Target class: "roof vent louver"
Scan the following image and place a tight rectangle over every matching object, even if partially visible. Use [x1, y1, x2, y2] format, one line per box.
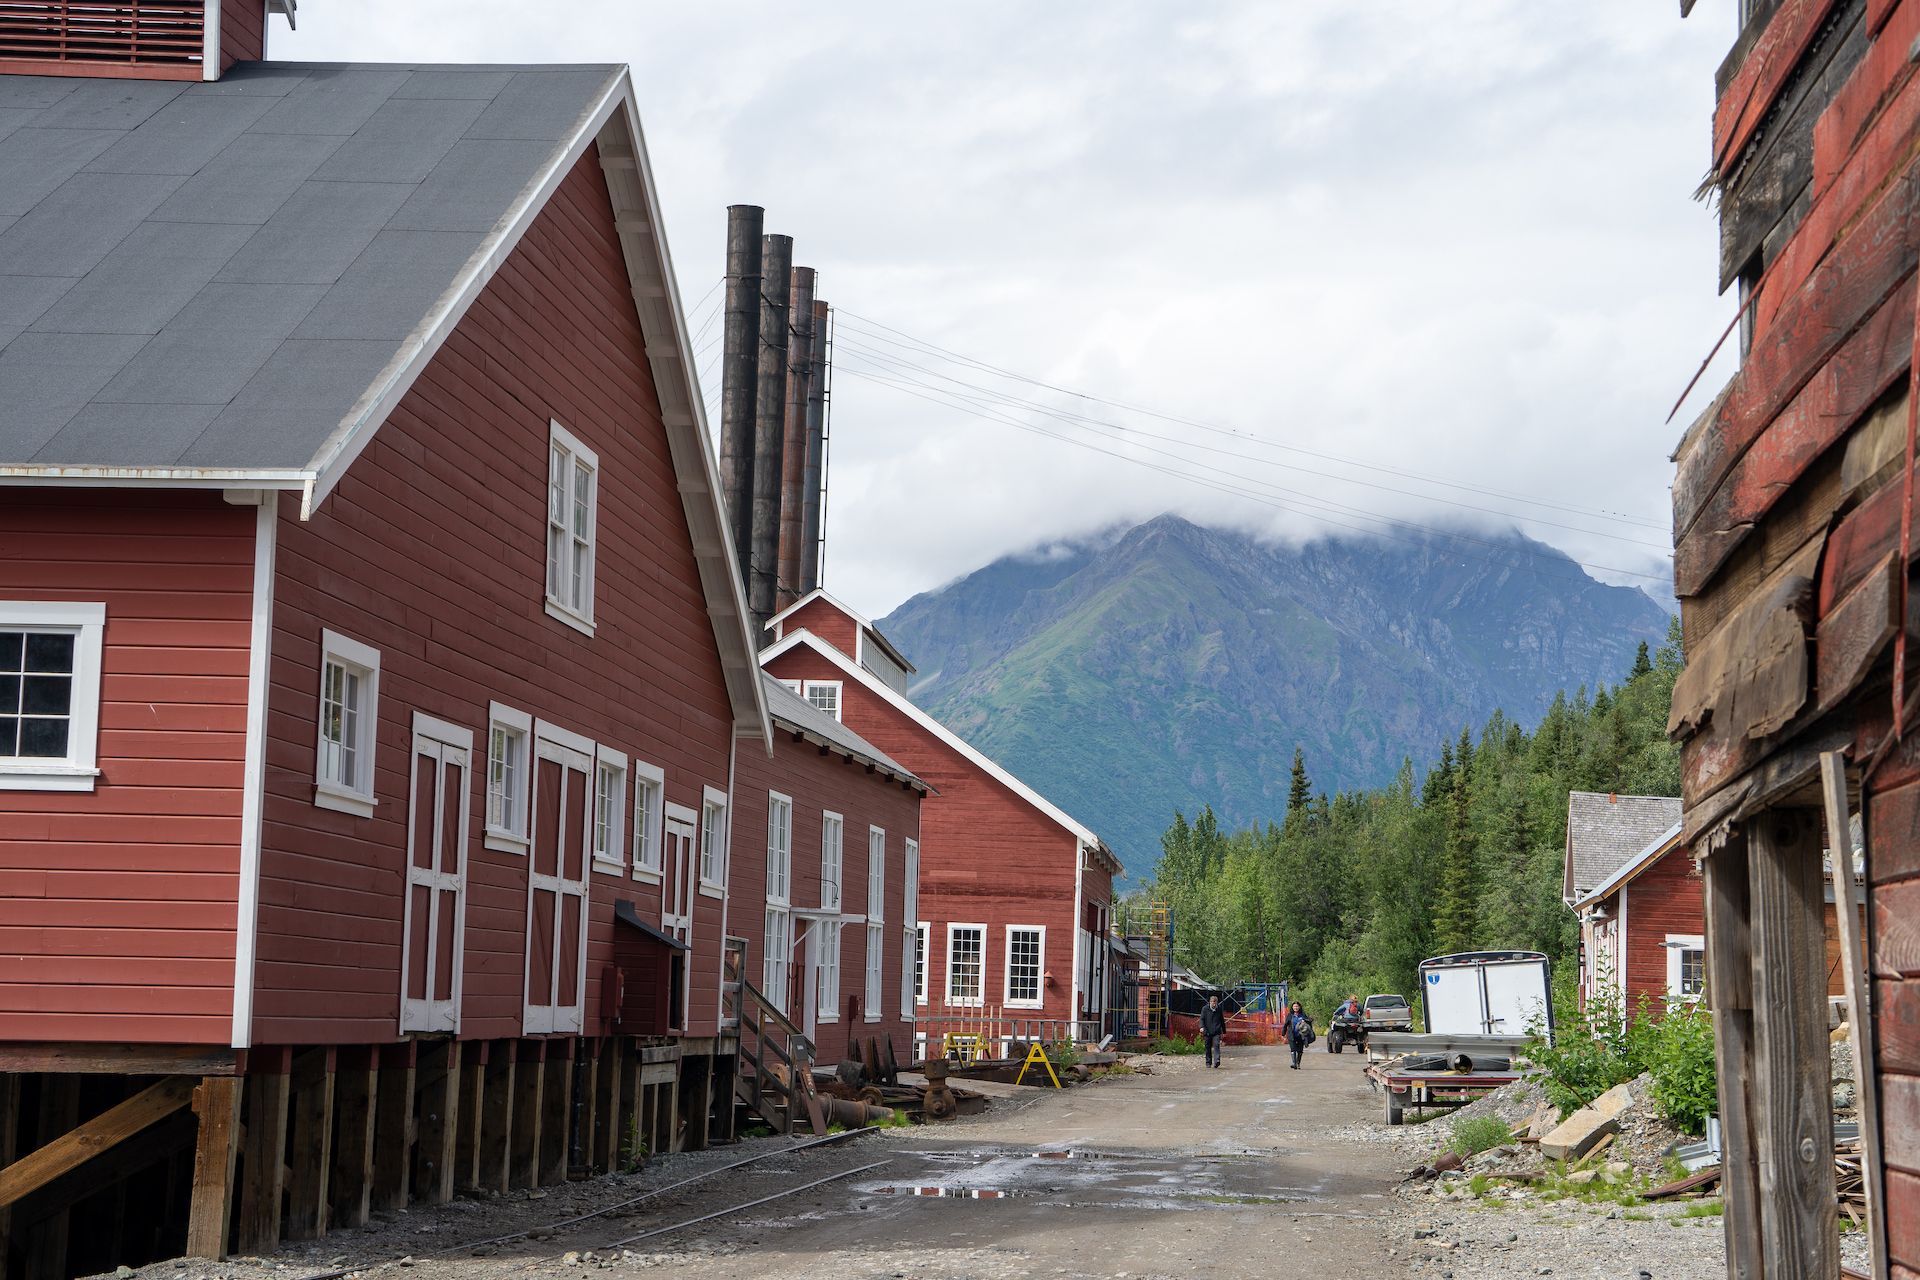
[0, 1, 207, 78]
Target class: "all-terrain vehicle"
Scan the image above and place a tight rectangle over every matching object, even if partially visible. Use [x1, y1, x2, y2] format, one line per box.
[1327, 1006, 1366, 1053]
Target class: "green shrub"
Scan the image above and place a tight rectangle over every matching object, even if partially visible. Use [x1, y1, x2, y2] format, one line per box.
[1446, 1115, 1512, 1158]
[1643, 1003, 1717, 1136]
[1149, 1034, 1205, 1056]
[1525, 969, 1650, 1117]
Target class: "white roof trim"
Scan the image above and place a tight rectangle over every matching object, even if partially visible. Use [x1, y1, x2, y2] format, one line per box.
[764, 587, 873, 635]
[762, 629, 1102, 848]
[1572, 822, 1684, 910]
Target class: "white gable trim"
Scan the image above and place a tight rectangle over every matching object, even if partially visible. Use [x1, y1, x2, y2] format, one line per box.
[763, 629, 1101, 848]
[1571, 822, 1684, 911]
[765, 588, 873, 638]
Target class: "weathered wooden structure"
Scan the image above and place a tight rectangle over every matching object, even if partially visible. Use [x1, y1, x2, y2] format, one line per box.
[1671, 0, 1920, 1273]
[0, 10, 922, 1274]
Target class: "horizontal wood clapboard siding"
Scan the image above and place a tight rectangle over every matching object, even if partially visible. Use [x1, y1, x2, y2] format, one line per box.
[0, 489, 251, 1044]
[252, 145, 736, 1046]
[765, 645, 1098, 1026]
[733, 723, 920, 1065]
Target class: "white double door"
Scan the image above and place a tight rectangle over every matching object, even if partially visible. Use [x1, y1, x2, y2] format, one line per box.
[660, 805, 696, 1031]
[400, 715, 472, 1033]
[524, 733, 592, 1035]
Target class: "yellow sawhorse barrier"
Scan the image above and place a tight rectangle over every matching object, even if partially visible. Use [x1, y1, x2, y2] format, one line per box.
[1014, 1040, 1062, 1088]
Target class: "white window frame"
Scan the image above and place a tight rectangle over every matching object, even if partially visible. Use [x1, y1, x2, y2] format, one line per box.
[1666, 933, 1706, 1002]
[591, 746, 627, 872]
[946, 922, 985, 1008]
[820, 811, 843, 911]
[0, 602, 105, 792]
[766, 791, 793, 906]
[802, 679, 842, 721]
[482, 701, 532, 853]
[1005, 924, 1046, 1009]
[631, 759, 664, 880]
[313, 628, 380, 817]
[867, 825, 885, 923]
[902, 839, 921, 1018]
[817, 919, 841, 1024]
[864, 921, 885, 1021]
[913, 921, 930, 1006]
[544, 420, 598, 636]
[763, 905, 791, 1016]
[698, 785, 728, 896]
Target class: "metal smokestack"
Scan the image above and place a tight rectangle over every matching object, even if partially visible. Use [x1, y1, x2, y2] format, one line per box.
[776, 266, 816, 609]
[718, 205, 762, 569]
[799, 298, 829, 596]
[748, 233, 794, 639]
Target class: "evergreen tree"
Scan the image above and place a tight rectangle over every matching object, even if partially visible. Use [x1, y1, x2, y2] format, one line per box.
[1287, 747, 1312, 818]
[1630, 640, 1652, 680]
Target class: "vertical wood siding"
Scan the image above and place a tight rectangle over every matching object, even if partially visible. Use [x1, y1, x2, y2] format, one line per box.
[765, 646, 1087, 1026]
[252, 145, 737, 1047]
[732, 723, 921, 1065]
[1874, 778, 1920, 1271]
[0, 489, 251, 1044]
[219, 0, 265, 69]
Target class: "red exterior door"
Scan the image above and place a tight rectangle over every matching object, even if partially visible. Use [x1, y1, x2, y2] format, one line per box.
[525, 729, 591, 1034]
[401, 715, 471, 1033]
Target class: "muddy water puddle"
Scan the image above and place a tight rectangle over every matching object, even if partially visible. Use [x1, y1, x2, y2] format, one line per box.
[853, 1146, 1324, 1212]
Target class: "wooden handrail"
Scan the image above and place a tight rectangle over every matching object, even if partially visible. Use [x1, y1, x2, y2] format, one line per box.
[738, 976, 807, 1045]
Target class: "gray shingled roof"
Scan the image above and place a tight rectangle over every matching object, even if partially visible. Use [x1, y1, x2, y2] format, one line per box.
[0, 62, 619, 470]
[1564, 791, 1683, 902]
[762, 675, 928, 793]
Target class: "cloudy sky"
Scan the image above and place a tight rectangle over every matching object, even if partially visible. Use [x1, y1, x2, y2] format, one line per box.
[282, 2, 1740, 616]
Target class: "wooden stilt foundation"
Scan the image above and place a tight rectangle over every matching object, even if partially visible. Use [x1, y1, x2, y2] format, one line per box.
[328, 1048, 377, 1231]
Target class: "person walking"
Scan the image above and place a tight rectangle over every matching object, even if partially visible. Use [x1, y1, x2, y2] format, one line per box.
[1199, 994, 1228, 1069]
[1285, 1000, 1314, 1069]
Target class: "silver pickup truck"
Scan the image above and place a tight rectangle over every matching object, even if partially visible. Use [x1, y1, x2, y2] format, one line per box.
[1362, 993, 1413, 1031]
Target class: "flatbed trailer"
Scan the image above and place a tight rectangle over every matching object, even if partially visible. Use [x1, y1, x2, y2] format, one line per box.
[1362, 1033, 1531, 1126]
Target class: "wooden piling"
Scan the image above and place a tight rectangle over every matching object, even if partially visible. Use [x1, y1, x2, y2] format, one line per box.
[328, 1047, 378, 1230]
[186, 1076, 241, 1260]
[411, 1041, 459, 1205]
[510, 1041, 544, 1190]
[371, 1042, 416, 1214]
[478, 1043, 515, 1194]
[538, 1044, 571, 1185]
[283, 1048, 335, 1241]
[235, 1053, 291, 1254]
[455, 1041, 486, 1193]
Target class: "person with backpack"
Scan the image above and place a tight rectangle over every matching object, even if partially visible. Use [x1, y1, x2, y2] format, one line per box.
[1198, 993, 1228, 1068]
[1285, 1000, 1314, 1069]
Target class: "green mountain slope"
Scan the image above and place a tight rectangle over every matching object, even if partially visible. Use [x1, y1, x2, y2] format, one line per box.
[877, 515, 1672, 878]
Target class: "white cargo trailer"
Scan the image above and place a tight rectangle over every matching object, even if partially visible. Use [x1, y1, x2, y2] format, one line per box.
[1419, 950, 1553, 1040]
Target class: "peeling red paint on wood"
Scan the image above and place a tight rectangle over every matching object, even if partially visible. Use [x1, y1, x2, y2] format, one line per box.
[1871, 782, 1920, 885]
[1715, 0, 1844, 174]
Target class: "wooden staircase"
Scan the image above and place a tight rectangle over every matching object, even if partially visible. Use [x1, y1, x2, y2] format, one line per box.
[728, 978, 828, 1135]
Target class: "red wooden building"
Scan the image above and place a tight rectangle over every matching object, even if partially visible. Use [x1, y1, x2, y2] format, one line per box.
[761, 590, 1122, 1054]
[0, 7, 914, 1271]
[730, 677, 926, 1072]
[1670, 0, 1920, 1271]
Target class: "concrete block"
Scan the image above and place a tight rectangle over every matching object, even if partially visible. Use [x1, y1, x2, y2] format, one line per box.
[1539, 1109, 1620, 1162]
[1588, 1081, 1637, 1119]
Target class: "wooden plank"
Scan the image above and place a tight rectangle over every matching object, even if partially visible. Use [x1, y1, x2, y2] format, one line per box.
[21, 1077, 76, 1280]
[577, 1042, 601, 1175]
[1882, 978, 1920, 1069]
[455, 1041, 485, 1193]
[0, 1074, 15, 1280]
[592, 1038, 622, 1173]
[411, 1041, 459, 1206]
[1890, 1169, 1920, 1269]
[371, 1044, 414, 1214]
[1677, 274, 1916, 598]
[283, 1048, 335, 1242]
[1818, 552, 1905, 713]
[235, 1063, 291, 1254]
[186, 1076, 240, 1260]
[0, 1046, 242, 1076]
[477, 1045, 514, 1194]
[538, 1049, 571, 1185]
[1705, 835, 1764, 1279]
[1714, 0, 1844, 174]
[0, 1076, 193, 1209]
[327, 1049, 376, 1230]
[1824, 755, 1891, 1280]
[1748, 809, 1840, 1274]
[622, 1042, 644, 1169]
[509, 1041, 543, 1191]
[1885, 1073, 1920, 1174]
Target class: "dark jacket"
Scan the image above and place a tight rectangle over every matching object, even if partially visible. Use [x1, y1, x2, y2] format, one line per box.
[1286, 1012, 1314, 1046]
[1199, 1003, 1227, 1038]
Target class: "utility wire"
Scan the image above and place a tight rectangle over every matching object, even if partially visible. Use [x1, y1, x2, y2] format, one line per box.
[831, 309, 1668, 533]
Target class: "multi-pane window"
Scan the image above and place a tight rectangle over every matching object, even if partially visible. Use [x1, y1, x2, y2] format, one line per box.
[1006, 926, 1044, 1007]
[914, 922, 929, 1005]
[817, 921, 840, 1022]
[593, 750, 626, 867]
[865, 922, 884, 1020]
[1679, 948, 1705, 997]
[820, 812, 843, 910]
[867, 826, 885, 923]
[545, 422, 598, 630]
[0, 603, 104, 792]
[314, 630, 379, 816]
[484, 704, 531, 849]
[766, 792, 792, 905]
[1665, 934, 1707, 1003]
[699, 790, 728, 888]
[632, 763, 664, 875]
[763, 906, 791, 1014]
[803, 680, 840, 720]
[947, 925, 984, 1007]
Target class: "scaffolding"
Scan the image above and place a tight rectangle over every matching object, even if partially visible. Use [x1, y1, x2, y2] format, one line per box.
[1145, 901, 1172, 1037]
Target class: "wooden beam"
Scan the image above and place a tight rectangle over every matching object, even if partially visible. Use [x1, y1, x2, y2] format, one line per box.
[509, 1041, 543, 1191]
[1705, 833, 1764, 1279]
[592, 1039, 622, 1174]
[185, 1076, 241, 1259]
[1748, 809, 1839, 1274]
[0, 1073, 18, 1280]
[477, 1045, 514, 1194]
[411, 1041, 459, 1206]
[21, 1077, 76, 1280]
[455, 1041, 485, 1194]
[538, 1049, 571, 1185]
[1823, 754, 1891, 1280]
[327, 1048, 376, 1231]
[283, 1048, 335, 1242]
[577, 1042, 601, 1176]
[0, 1046, 241, 1077]
[0, 1076, 194, 1210]
[235, 1062, 291, 1254]
[371, 1043, 415, 1214]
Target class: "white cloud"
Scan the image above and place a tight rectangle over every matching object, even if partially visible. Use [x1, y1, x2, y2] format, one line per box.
[281, 0, 1739, 614]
